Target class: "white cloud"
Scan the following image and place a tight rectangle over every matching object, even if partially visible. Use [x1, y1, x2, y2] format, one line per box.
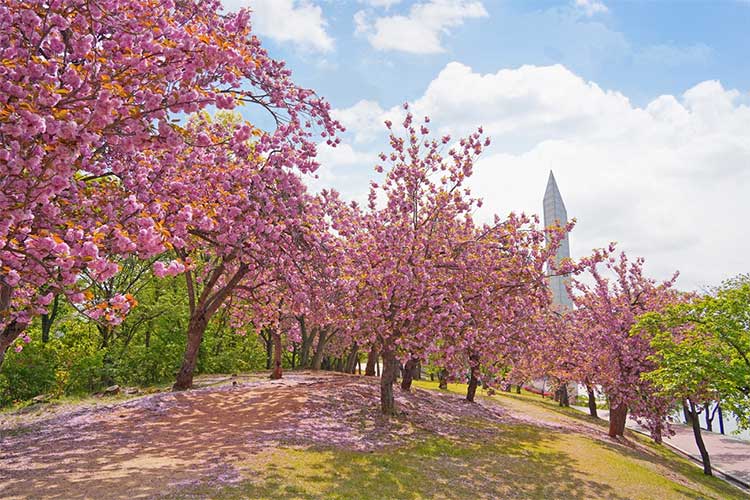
[574, 0, 608, 17]
[354, 0, 488, 54]
[322, 63, 750, 290]
[359, 0, 402, 8]
[223, 0, 334, 52]
[332, 100, 387, 143]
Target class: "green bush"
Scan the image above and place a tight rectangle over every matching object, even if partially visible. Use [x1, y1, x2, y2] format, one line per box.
[113, 339, 185, 386]
[0, 341, 58, 406]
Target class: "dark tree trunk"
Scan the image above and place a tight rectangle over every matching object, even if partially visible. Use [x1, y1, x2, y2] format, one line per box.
[270, 330, 283, 379]
[705, 402, 713, 432]
[683, 402, 692, 425]
[466, 354, 480, 402]
[515, 384, 521, 394]
[690, 401, 712, 475]
[173, 313, 209, 390]
[608, 403, 627, 438]
[0, 321, 26, 368]
[718, 405, 725, 434]
[262, 329, 273, 370]
[438, 368, 448, 390]
[587, 386, 598, 418]
[173, 262, 248, 391]
[40, 294, 60, 343]
[0, 283, 26, 368]
[401, 357, 418, 391]
[557, 383, 570, 407]
[365, 347, 378, 376]
[652, 424, 663, 445]
[311, 328, 329, 370]
[298, 316, 313, 369]
[345, 344, 359, 374]
[380, 349, 399, 414]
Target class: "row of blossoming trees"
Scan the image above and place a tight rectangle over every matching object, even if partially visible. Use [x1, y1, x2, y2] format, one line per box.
[0, 0, 577, 404]
[2, 0, 747, 475]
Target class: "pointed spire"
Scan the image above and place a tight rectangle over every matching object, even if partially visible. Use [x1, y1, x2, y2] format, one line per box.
[542, 170, 573, 309]
[543, 170, 567, 228]
[544, 170, 559, 200]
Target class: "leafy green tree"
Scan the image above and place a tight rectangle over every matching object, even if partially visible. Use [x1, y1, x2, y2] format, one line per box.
[636, 277, 750, 475]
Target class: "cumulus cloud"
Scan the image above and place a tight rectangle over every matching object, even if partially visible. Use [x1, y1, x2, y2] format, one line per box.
[321, 62, 750, 290]
[359, 0, 403, 8]
[354, 0, 488, 54]
[223, 0, 334, 52]
[574, 0, 608, 17]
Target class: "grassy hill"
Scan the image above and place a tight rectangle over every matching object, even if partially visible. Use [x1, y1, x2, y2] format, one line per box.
[1, 373, 745, 500]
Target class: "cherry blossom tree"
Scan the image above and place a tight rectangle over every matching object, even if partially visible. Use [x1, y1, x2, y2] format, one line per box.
[1, 0, 341, 372]
[343, 108, 492, 413]
[570, 252, 679, 439]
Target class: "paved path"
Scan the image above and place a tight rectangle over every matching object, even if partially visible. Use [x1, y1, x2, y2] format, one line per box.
[572, 406, 750, 487]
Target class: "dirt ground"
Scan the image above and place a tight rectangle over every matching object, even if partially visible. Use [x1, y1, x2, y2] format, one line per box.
[0, 372, 514, 500]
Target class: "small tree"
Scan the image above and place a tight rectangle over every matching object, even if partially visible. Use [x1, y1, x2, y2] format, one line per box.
[571, 253, 679, 440]
[637, 277, 750, 475]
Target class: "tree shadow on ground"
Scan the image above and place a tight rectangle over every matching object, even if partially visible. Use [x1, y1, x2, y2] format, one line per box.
[176, 424, 630, 500]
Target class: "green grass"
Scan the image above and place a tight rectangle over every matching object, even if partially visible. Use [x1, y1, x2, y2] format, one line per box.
[171, 379, 746, 500]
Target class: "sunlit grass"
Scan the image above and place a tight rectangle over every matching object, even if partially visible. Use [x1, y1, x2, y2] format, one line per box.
[170, 376, 746, 500]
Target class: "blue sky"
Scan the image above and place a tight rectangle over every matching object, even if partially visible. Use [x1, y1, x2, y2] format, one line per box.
[224, 0, 750, 291]
[234, 1, 750, 108]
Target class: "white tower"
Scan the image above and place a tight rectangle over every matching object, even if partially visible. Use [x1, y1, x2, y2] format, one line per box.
[543, 171, 573, 309]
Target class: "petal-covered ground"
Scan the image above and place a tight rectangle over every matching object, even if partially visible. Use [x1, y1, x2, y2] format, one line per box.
[0, 373, 745, 500]
[0, 372, 513, 499]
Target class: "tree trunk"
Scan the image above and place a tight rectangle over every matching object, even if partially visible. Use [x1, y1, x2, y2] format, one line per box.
[40, 294, 60, 343]
[558, 383, 570, 407]
[690, 401, 712, 475]
[718, 405, 725, 434]
[261, 329, 273, 370]
[401, 357, 418, 391]
[608, 403, 627, 438]
[365, 347, 378, 376]
[438, 368, 448, 390]
[311, 328, 329, 370]
[0, 322, 26, 368]
[173, 262, 247, 389]
[683, 402, 692, 425]
[270, 330, 283, 379]
[466, 354, 480, 402]
[345, 344, 359, 374]
[298, 317, 313, 369]
[380, 349, 399, 414]
[705, 402, 713, 432]
[587, 386, 598, 418]
[515, 384, 521, 394]
[0, 282, 26, 368]
[173, 313, 209, 390]
[653, 425, 663, 445]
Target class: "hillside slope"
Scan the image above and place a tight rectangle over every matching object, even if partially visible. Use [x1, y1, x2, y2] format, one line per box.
[0, 372, 745, 499]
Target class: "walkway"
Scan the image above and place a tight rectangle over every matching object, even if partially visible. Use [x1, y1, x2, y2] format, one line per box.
[572, 406, 750, 488]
